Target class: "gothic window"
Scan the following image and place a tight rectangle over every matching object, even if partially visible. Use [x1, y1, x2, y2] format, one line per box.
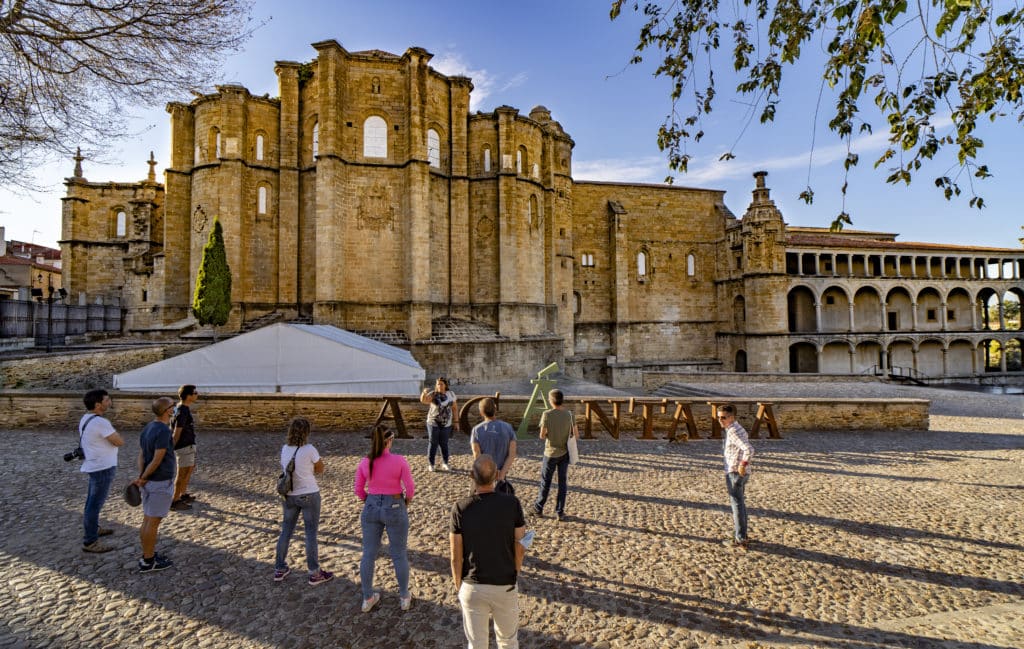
[115, 210, 127, 237]
[516, 146, 528, 174]
[312, 121, 319, 158]
[427, 129, 440, 168]
[257, 186, 268, 214]
[686, 253, 696, 277]
[255, 133, 265, 161]
[637, 250, 648, 280]
[483, 146, 491, 172]
[364, 116, 387, 158]
[581, 253, 595, 268]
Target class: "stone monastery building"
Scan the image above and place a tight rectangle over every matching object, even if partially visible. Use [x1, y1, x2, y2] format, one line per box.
[60, 41, 1024, 386]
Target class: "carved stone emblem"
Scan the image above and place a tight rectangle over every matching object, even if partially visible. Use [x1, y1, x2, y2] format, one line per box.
[193, 206, 208, 233]
[357, 184, 394, 231]
[476, 215, 494, 239]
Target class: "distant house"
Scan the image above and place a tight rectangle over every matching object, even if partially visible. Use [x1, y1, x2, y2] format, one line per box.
[0, 228, 62, 300]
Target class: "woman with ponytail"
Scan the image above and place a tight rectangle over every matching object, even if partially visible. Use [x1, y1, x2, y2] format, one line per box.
[354, 425, 415, 612]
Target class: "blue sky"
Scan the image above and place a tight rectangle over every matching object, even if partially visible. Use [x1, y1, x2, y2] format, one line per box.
[3, 0, 1022, 250]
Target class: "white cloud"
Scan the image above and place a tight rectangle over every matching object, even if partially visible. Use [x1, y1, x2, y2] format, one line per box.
[431, 50, 527, 112]
[573, 156, 667, 183]
[500, 72, 528, 92]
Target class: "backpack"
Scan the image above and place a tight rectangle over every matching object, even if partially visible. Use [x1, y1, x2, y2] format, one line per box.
[276, 446, 299, 497]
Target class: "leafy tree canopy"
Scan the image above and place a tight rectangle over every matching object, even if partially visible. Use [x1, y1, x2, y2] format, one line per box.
[0, 0, 260, 190]
[611, 0, 1024, 228]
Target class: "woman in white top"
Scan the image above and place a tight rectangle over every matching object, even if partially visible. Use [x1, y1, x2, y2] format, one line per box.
[273, 417, 334, 586]
[419, 376, 458, 471]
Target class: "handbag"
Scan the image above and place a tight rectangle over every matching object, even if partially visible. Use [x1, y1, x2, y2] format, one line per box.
[567, 434, 579, 465]
[276, 446, 299, 497]
[496, 479, 515, 496]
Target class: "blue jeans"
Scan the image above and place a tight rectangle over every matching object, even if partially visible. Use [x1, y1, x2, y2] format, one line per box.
[726, 472, 749, 542]
[275, 492, 321, 574]
[83, 466, 116, 545]
[534, 453, 570, 515]
[426, 423, 451, 466]
[360, 494, 410, 600]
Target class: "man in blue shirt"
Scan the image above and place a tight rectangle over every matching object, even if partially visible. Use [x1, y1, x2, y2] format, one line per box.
[131, 397, 177, 572]
[470, 398, 517, 485]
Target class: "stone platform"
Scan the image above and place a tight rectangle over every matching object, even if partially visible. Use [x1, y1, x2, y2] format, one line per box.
[0, 388, 1021, 648]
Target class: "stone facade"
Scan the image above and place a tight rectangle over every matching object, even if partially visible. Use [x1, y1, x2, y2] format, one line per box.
[60, 41, 1024, 385]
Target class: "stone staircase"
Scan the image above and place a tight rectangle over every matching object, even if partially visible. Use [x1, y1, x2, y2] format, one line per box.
[650, 382, 726, 398]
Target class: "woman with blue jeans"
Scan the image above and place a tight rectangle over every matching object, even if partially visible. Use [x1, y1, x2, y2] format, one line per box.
[354, 426, 416, 612]
[274, 417, 333, 585]
[419, 377, 458, 471]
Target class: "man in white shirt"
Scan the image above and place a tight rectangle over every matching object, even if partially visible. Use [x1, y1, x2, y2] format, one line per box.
[79, 389, 124, 553]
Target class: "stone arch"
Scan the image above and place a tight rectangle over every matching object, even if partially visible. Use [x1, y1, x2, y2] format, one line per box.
[821, 340, 853, 373]
[112, 207, 128, 238]
[885, 286, 913, 332]
[853, 286, 882, 332]
[481, 145, 492, 172]
[977, 287, 1001, 331]
[789, 342, 818, 373]
[686, 251, 696, 277]
[947, 339, 975, 376]
[516, 145, 528, 174]
[787, 286, 816, 333]
[854, 340, 883, 373]
[945, 287, 972, 331]
[636, 247, 649, 281]
[916, 287, 943, 332]
[917, 338, 945, 377]
[888, 338, 915, 374]
[981, 338, 1002, 371]
[820, 285, 850, 332]
[1002, 288, 1022, 331]
[735, 350, 747, 372]
[426, 128, 441, 168]
[254, 131, 267, 161]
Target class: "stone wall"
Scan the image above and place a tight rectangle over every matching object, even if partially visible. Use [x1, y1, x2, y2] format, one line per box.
[643, 371, 878, 391]
[0, 391, 928, 433]
[0, 345, 199, 390]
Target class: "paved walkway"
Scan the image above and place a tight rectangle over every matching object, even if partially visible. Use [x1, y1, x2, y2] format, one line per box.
[1, 385, 1022, 648]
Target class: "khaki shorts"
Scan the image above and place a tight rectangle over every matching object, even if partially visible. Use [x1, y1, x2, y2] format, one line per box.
[175, 444, 197, 468]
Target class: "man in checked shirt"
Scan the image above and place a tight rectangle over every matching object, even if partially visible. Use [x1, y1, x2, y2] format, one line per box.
[717, 404, 754, 548]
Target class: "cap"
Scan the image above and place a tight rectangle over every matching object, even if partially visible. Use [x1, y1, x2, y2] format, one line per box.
[123, 483, 142, 507]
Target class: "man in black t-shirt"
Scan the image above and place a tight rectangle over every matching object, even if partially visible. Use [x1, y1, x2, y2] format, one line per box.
[450, 455, 526, 649]
[170, 384, 199, 511]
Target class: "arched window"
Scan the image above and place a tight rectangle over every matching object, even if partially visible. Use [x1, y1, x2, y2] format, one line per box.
[573, 291, 582, 316]
[255, 134, 265, 161]
[637, 250, 648, 279]
[581, 253, 595, 268]
[311, 122, 319, 158]
[483, 146, 491, 172]
[516, 146, 528, 174]
[687, 253, 696, 277]
[427, 129, 440, 168]
[115, 210, 127, 237]
[194, 145, 201, 164]
[257, 186, 268, 214]
[364, 116, 387, 158]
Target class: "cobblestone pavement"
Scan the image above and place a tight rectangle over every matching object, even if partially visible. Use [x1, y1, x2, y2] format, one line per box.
[1, 386, 1022, 648]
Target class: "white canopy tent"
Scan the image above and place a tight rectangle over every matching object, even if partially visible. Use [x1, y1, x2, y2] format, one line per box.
[113, 323, 425, 394]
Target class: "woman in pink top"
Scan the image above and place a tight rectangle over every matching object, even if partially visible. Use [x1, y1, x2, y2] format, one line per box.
[354, 426, 415, 612]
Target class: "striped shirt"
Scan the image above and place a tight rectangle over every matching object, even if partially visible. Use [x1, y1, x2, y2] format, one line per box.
[723, 421, 754, 473]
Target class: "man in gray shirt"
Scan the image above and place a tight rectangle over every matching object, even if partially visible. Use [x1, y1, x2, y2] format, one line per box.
[470, 398, 517, 485]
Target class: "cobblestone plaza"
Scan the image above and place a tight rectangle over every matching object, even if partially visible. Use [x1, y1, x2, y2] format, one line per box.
[1, 383, 1022, 648]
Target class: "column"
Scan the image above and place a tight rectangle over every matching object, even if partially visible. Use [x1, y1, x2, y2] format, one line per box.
[816, 346, 823, 373]
[955, 257, 961, 279]
[998, 302, 1006, 330]
[797, 254, 803, 275]
[910, 256, 917, 278]
[910, 301, 918, 331]
[814, 300, 822, 331]
[832, 254, 838, 277]
[971, 299, 979, 330]
[942, 348, 949, 376]
[848, 346, 855, 373]
[940, 301, 948, 331]
[880, 349, 889, 373]
[814, 253, 820, 275]
[848, 303, 855, 332]
[1001, 343, 1008, 372]
[880, 302, 887, 332]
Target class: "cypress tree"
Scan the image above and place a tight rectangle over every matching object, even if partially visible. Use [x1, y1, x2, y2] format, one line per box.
[192, 218, 232, 326]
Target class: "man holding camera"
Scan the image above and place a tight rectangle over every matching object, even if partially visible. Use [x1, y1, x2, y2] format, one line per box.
[79, 389, 124, 553]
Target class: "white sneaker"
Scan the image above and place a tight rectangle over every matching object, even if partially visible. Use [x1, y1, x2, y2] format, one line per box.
[400, 594, 412, 611]
[361, 592, 381, 613]
[441, 463, 450, 472]
[428, 465, 435, 472]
